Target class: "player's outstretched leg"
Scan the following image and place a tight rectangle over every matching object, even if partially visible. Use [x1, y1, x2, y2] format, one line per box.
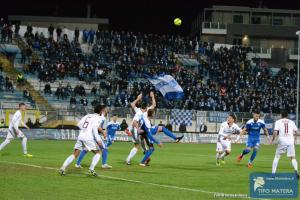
[75, 149, 88, 168]
[101, 148, 112, 169]
[140, 147, 154, 167]
[216, 151, 222, 166]
[237, 148, 250, 162]
[248, 147, 258, 168]
[22, 137, 32, 158]
[126, 145, 138, 165]
[60, 150, 80, 175]
[157, 126, 183, 143]
[272, 154, 281, 174]
[290, 157, 299, 180]
[218, 150, 230, 165]
[88, 151, 101, 176]
[0, 138, 12, 152]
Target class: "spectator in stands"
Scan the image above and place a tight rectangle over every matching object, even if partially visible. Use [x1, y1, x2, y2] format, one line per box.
[0, 118, 5, 128]
[0, 73, 4, 91]
[74, 27, 79, 41]
[70, 95, 77, 108]
[179, 123, 187, 132]
[158, 121, 165, 126]
[5, 77, 14, 93]
[165, 123, 173, 132]
[80, 97, 88, 106]
[1, 24, 7, 42]
[120, 119, 128, 131]
[55, 86, 65, 100]
[17, 73, 25, 85]
[23, 88, 30, 98]
[56, 27, 62, 41]
[33, 118, 42, 128]
[14, 23, 20, 37]
[96, 28, 101, 41]
[82, 29, 88, 43]
[91, 85, 97, 96]
[88, 29, 95, 45]
[44, 83, 52, 94]
[91, 98, 99, 106]
[48, 24, 54, 37]
[26, 118, 34, 128]
[7, 24, 13, 43]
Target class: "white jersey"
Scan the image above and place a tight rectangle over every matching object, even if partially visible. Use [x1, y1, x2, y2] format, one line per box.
[131, 106, 151, 126]
[9, 110, 22, 132]
[218, 122, 242, 140]
[77, 114, 105, 141]
[274, 118, 297, 145]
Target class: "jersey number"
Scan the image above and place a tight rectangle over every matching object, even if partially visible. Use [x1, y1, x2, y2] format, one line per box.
[83, 117, 91, 128]
[284, 123, 288, 136]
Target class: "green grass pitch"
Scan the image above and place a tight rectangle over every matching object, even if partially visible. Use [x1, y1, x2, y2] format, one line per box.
[0, 140, 299, 200]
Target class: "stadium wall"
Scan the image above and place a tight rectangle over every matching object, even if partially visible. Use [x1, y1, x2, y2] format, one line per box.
[0, 128, 294, 144]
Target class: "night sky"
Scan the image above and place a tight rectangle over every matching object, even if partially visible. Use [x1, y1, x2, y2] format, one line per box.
[2, 0, 300, 35]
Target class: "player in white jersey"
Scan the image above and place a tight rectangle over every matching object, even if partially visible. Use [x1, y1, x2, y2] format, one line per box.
[216, 113, 243, 166]
[0, 103, 32, 157]
[271, 111, 299, 179]
[59, 105, 108, 176]
[125, 92, 156, 165]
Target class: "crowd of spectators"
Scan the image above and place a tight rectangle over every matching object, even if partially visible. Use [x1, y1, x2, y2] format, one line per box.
[14, 24, 297, 114]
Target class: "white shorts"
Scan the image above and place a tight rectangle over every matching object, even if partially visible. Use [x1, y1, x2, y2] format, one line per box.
[6, 129, 25, 139]
[216, 139, 231, 152]
[275, 144, 295, 157]
[74, 140, 98, 151]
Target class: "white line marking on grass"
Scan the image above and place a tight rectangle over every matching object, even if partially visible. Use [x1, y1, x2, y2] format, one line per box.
[0, 161, 270, 200]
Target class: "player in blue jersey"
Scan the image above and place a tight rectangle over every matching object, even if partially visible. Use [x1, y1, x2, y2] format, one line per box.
[106, 116, 121, 147]
[236, 110, 271, 168]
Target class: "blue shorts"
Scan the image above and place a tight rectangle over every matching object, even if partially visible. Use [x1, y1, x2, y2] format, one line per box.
[247, 138, 260, 148]
[150, 126, 159, 135]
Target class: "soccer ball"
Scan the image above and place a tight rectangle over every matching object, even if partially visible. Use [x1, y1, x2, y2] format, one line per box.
[174, 18, 182, 26]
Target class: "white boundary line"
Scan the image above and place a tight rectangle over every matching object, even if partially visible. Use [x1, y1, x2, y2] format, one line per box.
[0, 160, 271, 200]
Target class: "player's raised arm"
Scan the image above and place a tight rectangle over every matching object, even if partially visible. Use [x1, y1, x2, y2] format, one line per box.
[235, 126, 246, 142]
[130, 93, 143, 111]
[148, 91, 156, 110]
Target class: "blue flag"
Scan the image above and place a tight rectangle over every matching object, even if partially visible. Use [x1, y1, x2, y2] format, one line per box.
[147, 74, 184, 101]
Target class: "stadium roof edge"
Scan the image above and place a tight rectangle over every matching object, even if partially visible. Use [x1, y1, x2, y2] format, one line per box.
[8, 15, 109, 24]
[206, 5, 300, 15]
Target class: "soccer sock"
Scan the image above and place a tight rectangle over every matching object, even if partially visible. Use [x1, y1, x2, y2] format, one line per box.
[241, 149, 250, 157]
[272, 155, 281, 174]
[141, 148, 154, 164]
[61, 154, 75, 170]
[162, 127, 177, 140]
[106, 141, 112, 147]
[291, 159, 298, 172]
[76, 150, 88, 165]
[102, 149, 108, 165]
[216, 152, 221, 160]
[0, 139, 11, 151]
[22, 137, 27, 154]
[90, 153, 101, 171]
[249, 149, 258, 163]
[126, 147, 138, 162]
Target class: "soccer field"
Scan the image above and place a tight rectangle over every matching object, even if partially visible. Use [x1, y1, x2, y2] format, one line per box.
[0, 140, 298, 200]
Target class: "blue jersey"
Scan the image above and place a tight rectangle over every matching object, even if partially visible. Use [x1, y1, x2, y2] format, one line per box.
[245, 119, 266, 140]
[106, 122, 120, 136]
